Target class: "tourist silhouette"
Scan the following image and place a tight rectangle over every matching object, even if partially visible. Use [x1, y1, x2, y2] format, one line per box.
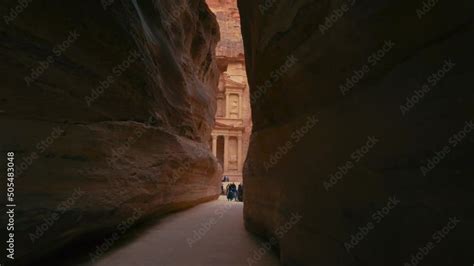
[238, 184, 243, 202]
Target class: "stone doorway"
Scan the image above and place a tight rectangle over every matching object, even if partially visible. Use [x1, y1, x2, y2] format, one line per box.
[216, 135, 225, 168]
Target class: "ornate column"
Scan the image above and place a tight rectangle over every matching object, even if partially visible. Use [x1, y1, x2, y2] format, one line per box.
[238, 93, 242, 119]
[225, 92, 230, 118]
[212, 135, 217, 157]
[237, 136, 243, 170]
[224, 135, 229, 172]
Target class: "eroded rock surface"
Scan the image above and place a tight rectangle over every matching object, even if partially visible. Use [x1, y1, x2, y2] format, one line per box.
[238, 0, 474, 265]
[207, 0, 244, 58]
[0, 0, 220, 264]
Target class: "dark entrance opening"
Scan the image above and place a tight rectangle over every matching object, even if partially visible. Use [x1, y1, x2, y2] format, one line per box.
[216, 135, 225, 168]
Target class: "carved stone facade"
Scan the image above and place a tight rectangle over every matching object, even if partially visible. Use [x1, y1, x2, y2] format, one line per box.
[207, 0, 251, 182]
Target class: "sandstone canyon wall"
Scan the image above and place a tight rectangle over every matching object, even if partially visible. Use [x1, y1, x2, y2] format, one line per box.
[238, 0, 474, 265]
[207, 0, 244, 58]
[0, 0, 220, 264]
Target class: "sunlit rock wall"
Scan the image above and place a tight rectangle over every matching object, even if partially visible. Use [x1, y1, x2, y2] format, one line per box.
[207, 0, 244, 58]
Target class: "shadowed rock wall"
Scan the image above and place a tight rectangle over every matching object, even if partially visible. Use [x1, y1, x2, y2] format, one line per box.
[238, 0, 474, 265]
[0, 0, 221, 264]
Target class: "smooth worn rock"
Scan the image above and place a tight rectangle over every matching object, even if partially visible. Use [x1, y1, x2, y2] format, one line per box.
[0, 0, 221, 264]
[238, 0, 474, 265]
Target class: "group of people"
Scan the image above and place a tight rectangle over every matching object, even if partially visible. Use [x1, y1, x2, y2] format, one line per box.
[221, 176, 243, 202]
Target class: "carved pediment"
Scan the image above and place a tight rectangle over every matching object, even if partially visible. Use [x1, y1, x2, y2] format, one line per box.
[225, 78, 246, 89]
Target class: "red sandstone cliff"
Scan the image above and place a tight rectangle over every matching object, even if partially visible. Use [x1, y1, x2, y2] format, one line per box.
[207, 0, 244, 58]
[0, 0, 220, 264]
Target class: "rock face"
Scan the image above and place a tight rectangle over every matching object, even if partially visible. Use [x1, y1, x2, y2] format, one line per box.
[238, 0, 474, 265]
[207, 0, 244, 58]
[0, 0, 220, 264]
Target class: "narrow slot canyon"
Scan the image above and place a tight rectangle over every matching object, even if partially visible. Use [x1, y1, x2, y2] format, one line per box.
[1, 0, 473, 266]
